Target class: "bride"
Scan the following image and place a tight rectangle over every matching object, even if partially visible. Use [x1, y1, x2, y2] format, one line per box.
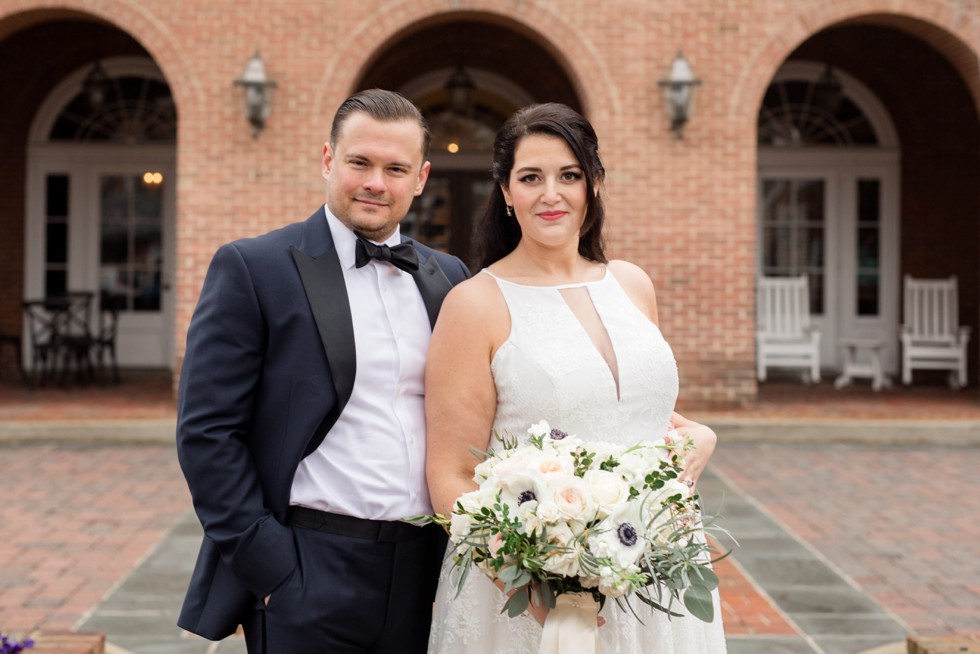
[424, 102, 727, 653]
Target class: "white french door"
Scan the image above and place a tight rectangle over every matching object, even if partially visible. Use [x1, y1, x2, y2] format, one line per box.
[758, 151, 900, 373]
[26, 146, 176, 368]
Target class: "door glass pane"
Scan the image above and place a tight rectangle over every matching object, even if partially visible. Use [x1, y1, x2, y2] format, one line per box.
[99, 173, 164, 313]
[46, 175, 69, 216]
[796, 180, 825, 223]
[135, 176, 163, 218]
[101, 176, 129, 219]
[858, 228, 879, 269]
[801, 227, 824, 268]
[858, 272, 879, 316]
[404, 177, 451, 250]
[44, 174, 70, 297]
[45, 270, 67, 298]
[856, 180, 881, 316]
[46, 223, 67, 264]
[470, 180, 494, 230]
[761, 178, 825, 314]
[101, 221, 129, 264]
[134, 224, 162, 265]
[763, 226, 792, 269]
[132, 270, 161, 311]
[808, 273, 824, 315]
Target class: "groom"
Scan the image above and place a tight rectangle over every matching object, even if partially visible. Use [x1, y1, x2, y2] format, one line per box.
[176, 89, 470, 653]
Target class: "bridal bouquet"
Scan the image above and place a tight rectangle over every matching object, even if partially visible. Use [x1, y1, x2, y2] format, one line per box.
[420, 421, 725, 628]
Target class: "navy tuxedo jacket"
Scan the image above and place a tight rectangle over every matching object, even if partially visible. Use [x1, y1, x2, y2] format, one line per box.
[175, 207, 470, 640]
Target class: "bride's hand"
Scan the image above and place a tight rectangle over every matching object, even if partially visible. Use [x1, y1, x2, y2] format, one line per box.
[667, 411, 717, 487]
[526, 591, 550, 627]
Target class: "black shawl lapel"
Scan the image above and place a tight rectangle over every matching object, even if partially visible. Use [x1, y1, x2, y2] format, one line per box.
[409, 247, 454, 328]
[290, 236, 355, 426]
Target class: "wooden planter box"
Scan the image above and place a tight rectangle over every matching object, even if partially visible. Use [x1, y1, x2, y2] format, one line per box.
[908, 635, 980, 654]
[28, 631, 105, 654]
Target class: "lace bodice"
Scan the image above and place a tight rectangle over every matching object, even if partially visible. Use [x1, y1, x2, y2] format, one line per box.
[488, 268, 678, 446]
[428, 269, 727, 653]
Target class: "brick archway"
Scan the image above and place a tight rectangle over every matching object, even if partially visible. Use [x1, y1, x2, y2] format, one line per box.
[741, 0, 980, 388]
[310, 0, 620, 127]
[729, 0, 980, 123]
[0, 3, 200, 119]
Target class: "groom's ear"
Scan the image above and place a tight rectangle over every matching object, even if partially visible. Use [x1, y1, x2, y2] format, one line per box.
[322, 143, 334, 180]
[414, 161, 431, 197]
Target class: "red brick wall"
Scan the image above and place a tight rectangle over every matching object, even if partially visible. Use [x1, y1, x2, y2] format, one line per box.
[0, 0, 976, 402]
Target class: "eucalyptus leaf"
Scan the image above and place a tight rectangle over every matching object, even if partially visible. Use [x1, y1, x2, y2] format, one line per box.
[694, 566, 719, 591]
[499, 565, 521, 583]
[683, 583, 715, 622]
[538, 579, 557, 609]
[505, 589, 530, 617]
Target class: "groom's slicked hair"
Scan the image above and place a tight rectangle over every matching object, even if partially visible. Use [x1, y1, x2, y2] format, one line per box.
[330, 88, 431, 159]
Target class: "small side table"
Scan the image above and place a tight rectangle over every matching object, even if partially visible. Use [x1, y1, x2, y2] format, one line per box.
[834, 338, 892, 391]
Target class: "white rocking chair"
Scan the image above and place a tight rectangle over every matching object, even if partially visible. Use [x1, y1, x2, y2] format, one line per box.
[756, 275, 821, 383]
[900, 275, 971, 388]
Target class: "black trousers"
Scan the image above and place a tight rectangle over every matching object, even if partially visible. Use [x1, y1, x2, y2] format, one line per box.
[241, 518, 446, 654]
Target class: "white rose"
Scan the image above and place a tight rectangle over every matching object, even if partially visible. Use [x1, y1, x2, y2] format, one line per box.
[551, 478, 595, 522]
[584, 469, 629, 517]
[536, 500, 561, 523]
[597, 564, 636, 598]
[449, 512, 473, 545]
[473, 458, 496, 483]
[616, 452, 650, 486]
[457, 486, 497, 515]
[541, 523, 583, 577]
[587, 440, 621, 463]
[532, 453, 574, 479]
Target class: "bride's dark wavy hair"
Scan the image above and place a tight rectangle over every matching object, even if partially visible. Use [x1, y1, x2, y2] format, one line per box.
[474, 103, 607, 269]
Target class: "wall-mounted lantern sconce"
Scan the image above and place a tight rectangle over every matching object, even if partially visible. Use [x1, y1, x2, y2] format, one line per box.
[83, 60, 111, 110]
[658, 51, 701, 138]
[813, 63, 843, 115]
[234, 50, 277, 139]
[445, 65, 476, 116]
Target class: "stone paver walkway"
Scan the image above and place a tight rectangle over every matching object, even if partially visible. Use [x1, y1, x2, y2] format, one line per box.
[2, 374, 979, 653]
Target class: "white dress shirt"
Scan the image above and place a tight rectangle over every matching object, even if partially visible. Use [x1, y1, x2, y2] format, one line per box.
[289, 206, 433, 520]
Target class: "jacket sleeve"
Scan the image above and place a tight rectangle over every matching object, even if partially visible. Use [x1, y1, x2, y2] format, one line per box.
[176, 243, 297, 599]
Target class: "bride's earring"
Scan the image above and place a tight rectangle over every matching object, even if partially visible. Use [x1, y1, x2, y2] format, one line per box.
[506, 205, 513, 217]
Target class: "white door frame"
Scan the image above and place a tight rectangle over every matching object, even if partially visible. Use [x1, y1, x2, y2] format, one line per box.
[24, 55, 176, 370]
[759, 149, 900, 372]
[25, 144, 176, 368]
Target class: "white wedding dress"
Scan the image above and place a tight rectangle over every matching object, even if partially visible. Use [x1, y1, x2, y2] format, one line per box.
[428, 269, 727, 654]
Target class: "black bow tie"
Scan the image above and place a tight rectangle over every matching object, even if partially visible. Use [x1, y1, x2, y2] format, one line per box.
[354, 235, 420, 273]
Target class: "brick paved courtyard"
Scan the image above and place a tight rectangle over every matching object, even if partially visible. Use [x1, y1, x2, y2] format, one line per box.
[1, 375, 979, 652]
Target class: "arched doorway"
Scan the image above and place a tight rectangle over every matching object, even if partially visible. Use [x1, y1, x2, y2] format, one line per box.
[757, 20, 980, 385]
[356, 17, 582, 265]
[757, 61, 901, 373]
[26, 56, 177, 369]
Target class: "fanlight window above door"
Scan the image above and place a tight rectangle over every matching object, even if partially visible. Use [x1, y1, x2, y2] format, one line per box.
[49, 75, 176, 143]
[758, 78, 878, 147]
